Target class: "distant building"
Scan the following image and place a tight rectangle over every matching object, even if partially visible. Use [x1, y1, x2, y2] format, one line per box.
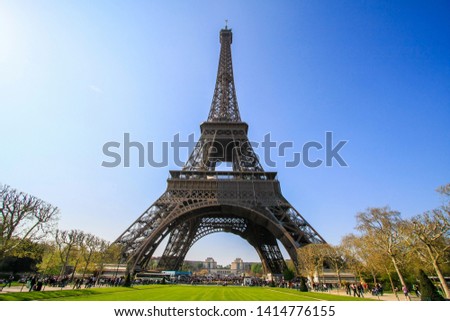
[203, 257, 217, 271]
[230, 258, 253, 275]
[98, 264, 127, 278]
[143, 256, 259, 277]
[230, 258, 243, 271]
[196, 257, 257, 277]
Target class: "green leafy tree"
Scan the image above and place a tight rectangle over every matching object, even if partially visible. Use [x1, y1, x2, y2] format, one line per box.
[250, 263, 263, 276]
[181, 262, 193, 272]
[299, 276, 308, 292]
[124, 272, 132, 287]
[36, 242, 60, 275]
[283, 268, 295, 282]
[0, 256, 39, 273]
[417, 269, 445, 301]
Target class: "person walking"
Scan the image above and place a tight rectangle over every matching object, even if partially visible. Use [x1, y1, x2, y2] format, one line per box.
[29, 276, 37, 292]
[402, 285, 411, 301]
[412, 284, 421, 298]
[358, 283, 365, 298]
[5, 274, 14, 287]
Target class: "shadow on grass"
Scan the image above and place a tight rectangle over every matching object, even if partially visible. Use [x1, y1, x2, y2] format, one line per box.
[0, 286, 156, 301]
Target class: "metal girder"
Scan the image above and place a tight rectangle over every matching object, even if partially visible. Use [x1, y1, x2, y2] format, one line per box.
[156, 215, 288, 274]
[182, 124, 264, 172]
[244, 223, 288, 274]
[156, 216, 247, 270]
[207, 27, 241, 122]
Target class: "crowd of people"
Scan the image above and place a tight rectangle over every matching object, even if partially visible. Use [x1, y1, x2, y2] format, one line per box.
[1, 272, 426, 301]
[344, 282, 369, 297]
[342, 281, 423, 300]
[0, 274, 129, 292]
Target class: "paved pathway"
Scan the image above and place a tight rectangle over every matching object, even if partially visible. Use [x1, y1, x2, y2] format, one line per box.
[327, 288, 420, 301]
[0, 284, 73, 293]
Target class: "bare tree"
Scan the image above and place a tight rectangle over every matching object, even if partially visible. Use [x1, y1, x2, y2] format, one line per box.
[340, 234, 366, 282]
[324, 244, 347, 286]
[355, 207, 409, 290]
[341, 233, 401, 299]
[315, 244, 330, 284]
[296, 244, 328, 284]
[0, 184, 59, 258]
[55, 229, 85, 278]
[94, 240, 115, 285]
[406, 183, 450, 298]
[80, 234, 102, 279]
[342, 233, 387, 284]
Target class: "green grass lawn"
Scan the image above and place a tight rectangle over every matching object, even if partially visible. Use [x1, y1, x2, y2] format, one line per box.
[0, 285, 373, 301]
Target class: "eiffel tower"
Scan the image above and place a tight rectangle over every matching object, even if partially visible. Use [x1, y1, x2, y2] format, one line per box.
[115, 26, 325, 275]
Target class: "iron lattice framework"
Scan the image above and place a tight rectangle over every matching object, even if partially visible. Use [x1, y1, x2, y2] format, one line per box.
[115, 27, 325, 275]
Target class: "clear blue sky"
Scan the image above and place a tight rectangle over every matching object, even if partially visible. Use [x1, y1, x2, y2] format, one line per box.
[1, 0, 449, 266]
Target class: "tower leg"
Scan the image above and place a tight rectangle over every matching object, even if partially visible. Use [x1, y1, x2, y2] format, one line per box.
[157, 219, 200, 270]
[246, 224, 287, 275]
